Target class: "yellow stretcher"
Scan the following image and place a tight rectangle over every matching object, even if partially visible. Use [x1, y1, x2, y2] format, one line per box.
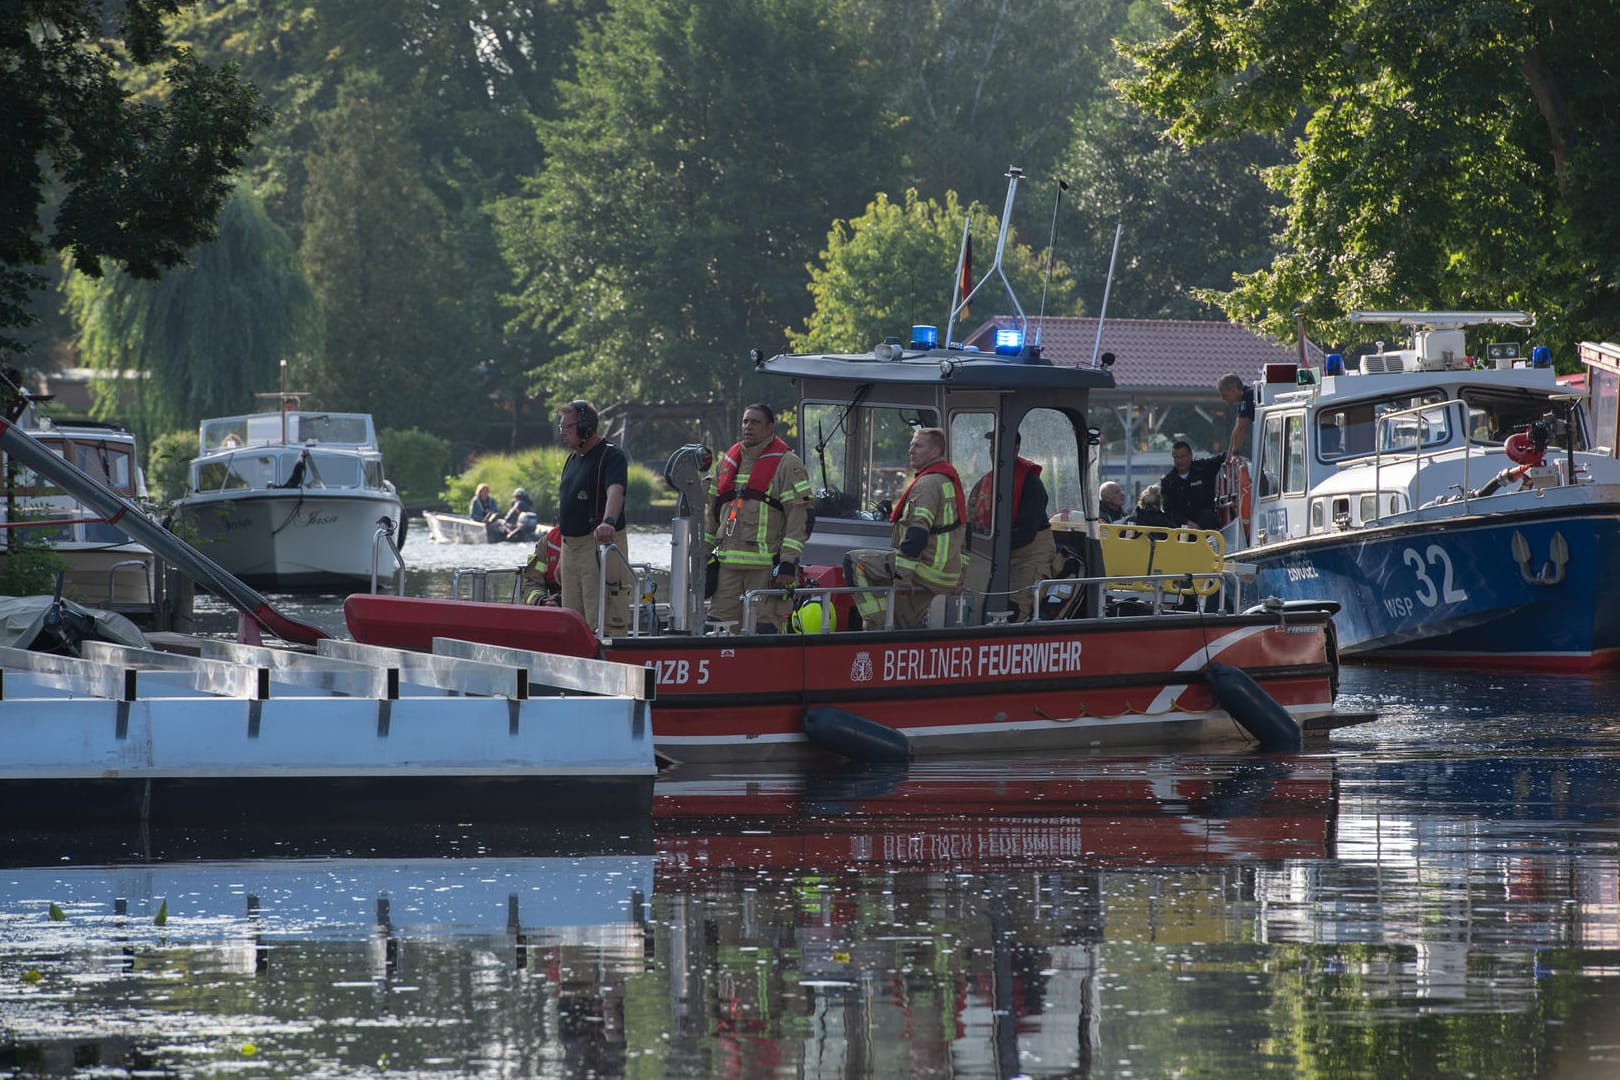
[1051, 520, 1226, 596]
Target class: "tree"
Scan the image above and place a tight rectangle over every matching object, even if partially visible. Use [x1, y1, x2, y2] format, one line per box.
[836, 0, 1120, 204]
[297, 71, 476, 430]
[1, 0, 267, 355]
[1118, 0, 1620, 358]
[61, 187, 319, 441]
[495, 0, 889, 415]
[1057, 3, 1288, 320]
[792, 188, 1083, 354]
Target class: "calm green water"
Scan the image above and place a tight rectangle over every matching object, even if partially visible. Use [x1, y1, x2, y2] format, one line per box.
[7, 534, 1620, 1077]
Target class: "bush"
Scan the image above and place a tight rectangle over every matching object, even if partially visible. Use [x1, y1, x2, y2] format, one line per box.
[445, 449, 663, 523]
[145, 429, 197, 504]
[0, 514, 68, 597]
[378, 428, 453, 506]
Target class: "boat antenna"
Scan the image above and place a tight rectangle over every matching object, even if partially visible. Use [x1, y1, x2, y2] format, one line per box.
[1035, 179, 1069, 347]
[1089, 222, 1123, 368]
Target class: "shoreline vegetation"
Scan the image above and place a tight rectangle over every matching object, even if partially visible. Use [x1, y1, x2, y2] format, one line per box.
[439, 447, 668, 526]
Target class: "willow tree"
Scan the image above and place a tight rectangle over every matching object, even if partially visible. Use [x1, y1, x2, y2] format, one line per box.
[61, 187, 318, 441]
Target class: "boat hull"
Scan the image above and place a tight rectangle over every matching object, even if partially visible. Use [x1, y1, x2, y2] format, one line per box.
[177, 489, 404, 590]
[424, 510, 504, 544]
[1245, 503, 1620, 671]
[343, 594, 1349, 763]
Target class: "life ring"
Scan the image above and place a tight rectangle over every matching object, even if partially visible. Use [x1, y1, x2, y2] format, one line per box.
[1504, 432, 1544, 466]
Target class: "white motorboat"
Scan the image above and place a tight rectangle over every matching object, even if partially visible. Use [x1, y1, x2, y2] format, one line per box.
[0, 409, 193, 630]
[174, 402, 405, 591]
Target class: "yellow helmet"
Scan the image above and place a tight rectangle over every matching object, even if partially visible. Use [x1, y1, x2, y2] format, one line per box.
[790, 596, 834, 633]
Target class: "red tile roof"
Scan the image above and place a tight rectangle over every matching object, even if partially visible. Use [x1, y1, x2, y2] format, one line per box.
[963, 316, 1327, 390]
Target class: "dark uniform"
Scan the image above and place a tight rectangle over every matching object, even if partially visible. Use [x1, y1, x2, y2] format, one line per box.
[1161, 452, 1226, 529]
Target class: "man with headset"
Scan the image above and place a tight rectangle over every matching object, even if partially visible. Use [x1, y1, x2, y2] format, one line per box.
[556, 399, 630, 635]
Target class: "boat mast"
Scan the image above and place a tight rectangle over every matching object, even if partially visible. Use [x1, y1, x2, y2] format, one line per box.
[945, 166, 1029, 349]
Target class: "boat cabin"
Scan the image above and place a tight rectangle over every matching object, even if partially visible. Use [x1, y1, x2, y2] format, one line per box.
[189, 411, 390, 495]
[1237, 313, 1594, 549]
[747, 338, 1115, 625]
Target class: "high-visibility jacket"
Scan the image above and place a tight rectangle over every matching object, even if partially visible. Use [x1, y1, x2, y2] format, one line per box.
[521, 528, 562, 604]
[704, 438, 812, 568]
[891, 465, 966, 591]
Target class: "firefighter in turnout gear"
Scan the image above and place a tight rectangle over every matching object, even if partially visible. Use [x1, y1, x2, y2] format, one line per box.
[845, 427, 966, 629]
[703, 403, 813, 632]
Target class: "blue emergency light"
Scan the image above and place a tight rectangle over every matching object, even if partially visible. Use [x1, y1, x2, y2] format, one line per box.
[1324, 352, 1345, 375]
[994, 327, 1023, 355]
[910, 324, 938, 349]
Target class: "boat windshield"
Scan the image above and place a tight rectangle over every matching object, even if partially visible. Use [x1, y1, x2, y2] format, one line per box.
[802, 402, 938, 519]
[194, 449, 369, 491]
[1459, 388, 1586, 450]
[1316, 390, 1446, 461]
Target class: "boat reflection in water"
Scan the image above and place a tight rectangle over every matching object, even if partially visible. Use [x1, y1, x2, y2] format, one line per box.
[5, 743, 1620, 1077]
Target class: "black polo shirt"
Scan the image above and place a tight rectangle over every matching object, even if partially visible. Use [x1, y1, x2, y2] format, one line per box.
[558, 440, 629, 537]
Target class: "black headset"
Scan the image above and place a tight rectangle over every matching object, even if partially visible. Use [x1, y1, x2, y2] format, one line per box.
[571, 399, 597, 440]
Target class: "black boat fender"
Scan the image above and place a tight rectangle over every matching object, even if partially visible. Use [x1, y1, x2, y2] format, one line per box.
[802, 706, 912, 764]
[1203, 662, 1301, 752]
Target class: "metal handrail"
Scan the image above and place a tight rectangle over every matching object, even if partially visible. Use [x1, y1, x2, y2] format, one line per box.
[369, 516, 406, 595]
[595, 542, 651, 640]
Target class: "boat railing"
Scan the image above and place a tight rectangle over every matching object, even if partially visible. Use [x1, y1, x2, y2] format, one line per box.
[1362, 397, 1499, 522]
[737, 583, 952, 634]
[451, 566, 522, 602]
[597, 542, 654, 640]
[370, 516, 405, 595]
[735, 568, 1238, 633]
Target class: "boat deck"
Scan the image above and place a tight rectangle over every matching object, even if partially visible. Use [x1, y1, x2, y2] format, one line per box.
[0, 634, 657, 825]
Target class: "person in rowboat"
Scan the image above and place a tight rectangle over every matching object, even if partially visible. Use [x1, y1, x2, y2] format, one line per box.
[703, 402, 813, 633]
[845, 427, 966, 629]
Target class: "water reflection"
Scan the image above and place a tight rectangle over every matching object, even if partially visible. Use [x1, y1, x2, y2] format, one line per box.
[5, 667, 1620, 1077]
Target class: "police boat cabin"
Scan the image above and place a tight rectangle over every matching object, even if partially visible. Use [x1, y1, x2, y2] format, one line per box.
[345, 169, 1357, 761]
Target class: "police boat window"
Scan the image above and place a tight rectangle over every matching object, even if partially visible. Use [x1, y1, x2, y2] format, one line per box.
[1317, 405, 1374, 461]
[801, 401, 936, 520]
[1359, 493, 1378, 523]
[1258, 413, 1283, 499]
[1284, 412, 1307, 494]
[1460, 390, 1585, 451]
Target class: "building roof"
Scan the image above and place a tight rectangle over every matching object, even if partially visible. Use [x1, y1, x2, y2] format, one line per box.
[963, 316, 1327, 391]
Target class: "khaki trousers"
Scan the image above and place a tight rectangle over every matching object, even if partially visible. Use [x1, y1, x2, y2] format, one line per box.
[560, 532, 630, 635]
[1007, 528, 1058, 622]
[708, 564, 788, 632]
[846, 548, 938, 629]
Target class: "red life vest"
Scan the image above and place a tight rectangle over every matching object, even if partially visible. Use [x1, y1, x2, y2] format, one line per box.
[973, 456, 1040, 530]
[715, 436, 790, 508]
[893, 460, 966, 529]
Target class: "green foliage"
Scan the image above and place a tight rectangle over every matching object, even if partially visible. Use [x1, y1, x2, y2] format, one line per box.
[0, 512, 69, 598]
[838, 0, 1120, 204]
[1059, 28, 1289, 321]
[792, 189, 1082, 353]
[60, 187, 319, 443]
[1, 0, 269, 354]
[444, 448, 661, 523]
[1117, 0, 1620, 356]
[495, 0, 889, 417]
[298, 71, 479, 432]
[378, 427, 452, 506]
[145, 429, 199, 504]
